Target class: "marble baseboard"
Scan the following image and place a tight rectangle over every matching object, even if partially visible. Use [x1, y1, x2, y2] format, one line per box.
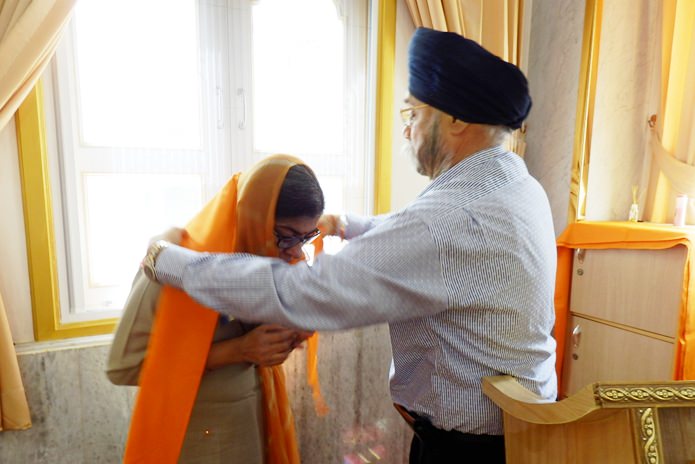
[1, 327, 410, 464]
[0, 345, 136, 464]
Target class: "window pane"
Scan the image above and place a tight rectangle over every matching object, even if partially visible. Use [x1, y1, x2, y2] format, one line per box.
[318, 175, 344, 215]
[73, 0, 202, 149]
[252, 0, 344, 156]
[82, 173, 202, 308]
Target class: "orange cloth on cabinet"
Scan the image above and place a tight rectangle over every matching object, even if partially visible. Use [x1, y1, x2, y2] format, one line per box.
[124, 154, 324, 463]
[554, 221, 695, 388]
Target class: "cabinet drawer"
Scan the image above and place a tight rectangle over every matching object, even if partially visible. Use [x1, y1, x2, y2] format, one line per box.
[570, 247, 685, 337]
[561, 315, 674, 397]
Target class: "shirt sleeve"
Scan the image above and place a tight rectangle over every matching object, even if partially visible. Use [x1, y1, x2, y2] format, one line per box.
[342, 212, 389, 239]
[155, 211, 448, 331]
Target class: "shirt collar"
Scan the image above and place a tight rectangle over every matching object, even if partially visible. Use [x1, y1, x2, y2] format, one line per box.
[421, 145, 507, 194]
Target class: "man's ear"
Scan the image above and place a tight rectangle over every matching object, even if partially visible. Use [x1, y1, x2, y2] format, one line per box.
[449, 117, 468, 136]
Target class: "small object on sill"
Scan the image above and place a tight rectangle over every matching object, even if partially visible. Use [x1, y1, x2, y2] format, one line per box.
[628, 203, 639, 222]
[628, 185, 639, 222]
[674, 194, 688, 227]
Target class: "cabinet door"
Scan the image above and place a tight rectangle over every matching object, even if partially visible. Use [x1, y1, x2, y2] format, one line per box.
[570, 247, 685, 337]
[561, 315, 674, 397]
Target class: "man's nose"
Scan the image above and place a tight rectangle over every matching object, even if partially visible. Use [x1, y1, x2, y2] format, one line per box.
[402, 124, 411, 139]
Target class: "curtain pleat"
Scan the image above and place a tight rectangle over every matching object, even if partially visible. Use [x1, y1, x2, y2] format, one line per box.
[0, 291, 31, 431]
[0, 0, 76, 131]
[652, 131, 695, 197]
[644, 0, 695, 224]
[416, 0, 433, 28]
[460, 0, 482, 46]
[427, 1, 448, 31]
[442, 0, 463, 35]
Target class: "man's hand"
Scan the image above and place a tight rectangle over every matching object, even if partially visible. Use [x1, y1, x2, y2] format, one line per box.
[291, 329, 315, 349]
[239, 324, 300, 367]
[317, 214, 344, 238]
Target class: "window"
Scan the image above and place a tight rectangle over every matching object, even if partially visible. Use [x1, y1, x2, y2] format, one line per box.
[51, 0, 210, 322]
[16, 0, 395, 340]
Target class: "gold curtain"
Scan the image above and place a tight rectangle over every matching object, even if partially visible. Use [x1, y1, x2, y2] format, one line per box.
[643, 1, 695, 224]
[0, 0, 76, 431]
[404, 0, 527, 156]
[0, 292, 31, 431]
[0, 0, 76, 130]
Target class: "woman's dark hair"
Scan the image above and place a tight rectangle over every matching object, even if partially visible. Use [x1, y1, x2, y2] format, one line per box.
[275, 165, 325, 219]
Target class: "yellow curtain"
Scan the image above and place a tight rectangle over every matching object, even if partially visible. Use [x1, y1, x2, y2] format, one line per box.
[0, 0, 76, 130]
[644, 1, 695, 224]
[0, 0, 76, 432]
[0, 290, 31, 431]
[403, 0, 527, 156]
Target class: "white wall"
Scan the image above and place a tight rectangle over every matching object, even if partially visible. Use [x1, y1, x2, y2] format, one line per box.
[524, 0, 587, 235]
[584, 0, 659, 221]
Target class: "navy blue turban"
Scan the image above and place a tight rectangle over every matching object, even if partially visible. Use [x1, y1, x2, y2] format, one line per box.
[408, 28, 531, 130]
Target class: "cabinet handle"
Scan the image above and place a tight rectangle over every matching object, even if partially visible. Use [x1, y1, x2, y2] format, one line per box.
[576, 248, 586, 264]
[572, 325, 582, 348]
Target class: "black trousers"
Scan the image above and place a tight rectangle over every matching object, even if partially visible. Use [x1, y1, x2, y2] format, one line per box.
[407, 411, 506, 464]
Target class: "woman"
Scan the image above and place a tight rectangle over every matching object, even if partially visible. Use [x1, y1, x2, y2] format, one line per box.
[107, 154, 325, 463]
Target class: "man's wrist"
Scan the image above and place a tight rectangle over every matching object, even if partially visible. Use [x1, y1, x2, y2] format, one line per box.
[142, 240, 169, 283]
[338, 214, 347, 240]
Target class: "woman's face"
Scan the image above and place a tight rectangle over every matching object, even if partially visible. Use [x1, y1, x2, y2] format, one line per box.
[274, 215, 321, 262]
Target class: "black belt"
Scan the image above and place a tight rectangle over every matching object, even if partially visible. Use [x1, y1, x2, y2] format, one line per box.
[393, 403, 503, 444]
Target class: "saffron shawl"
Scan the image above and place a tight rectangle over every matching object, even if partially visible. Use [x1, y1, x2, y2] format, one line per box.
[124, 154, 325, 463]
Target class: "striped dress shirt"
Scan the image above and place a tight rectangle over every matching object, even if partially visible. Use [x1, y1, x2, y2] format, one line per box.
[156, 145, 558, 435]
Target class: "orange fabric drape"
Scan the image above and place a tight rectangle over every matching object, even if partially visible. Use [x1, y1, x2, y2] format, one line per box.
[303, 237, 329, 417]
[125, 154, 324, 463]
[554, 221, 695, 388]
[0, 290, 31, 431]
[1, 0, 76, 131]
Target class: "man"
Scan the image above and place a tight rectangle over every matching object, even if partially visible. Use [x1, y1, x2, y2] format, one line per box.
[143, 28, 557, 463]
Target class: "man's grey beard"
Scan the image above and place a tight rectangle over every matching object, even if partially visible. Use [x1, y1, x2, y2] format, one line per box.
[401, 131, 453, 179]
[400, 142, 423, 175]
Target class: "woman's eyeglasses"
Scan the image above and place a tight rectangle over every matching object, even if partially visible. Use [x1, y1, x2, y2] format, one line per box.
[274, 228, 321, 249]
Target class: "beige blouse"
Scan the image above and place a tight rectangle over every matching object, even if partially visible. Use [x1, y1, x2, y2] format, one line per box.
[107, 270, 265, 463]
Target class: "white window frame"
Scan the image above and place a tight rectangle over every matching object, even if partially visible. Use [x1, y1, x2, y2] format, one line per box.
[20, 0, 386, 339]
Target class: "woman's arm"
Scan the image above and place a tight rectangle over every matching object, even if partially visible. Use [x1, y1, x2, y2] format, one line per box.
[106, 270, 161, 385]
[107, 269, 308, 379]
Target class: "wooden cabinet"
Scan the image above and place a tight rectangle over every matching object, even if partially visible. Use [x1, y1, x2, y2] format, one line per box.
[560, 246, 687, 397]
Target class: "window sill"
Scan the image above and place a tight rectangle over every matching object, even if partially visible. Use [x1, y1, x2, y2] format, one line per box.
[14, 333, 114, 355]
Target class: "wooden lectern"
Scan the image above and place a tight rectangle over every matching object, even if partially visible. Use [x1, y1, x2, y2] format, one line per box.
[483, 376, 695, 463]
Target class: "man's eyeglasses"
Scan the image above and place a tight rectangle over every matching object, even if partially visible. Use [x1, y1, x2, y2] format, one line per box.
[399, 103, 428, 127]
[274, 228, 321, 249]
